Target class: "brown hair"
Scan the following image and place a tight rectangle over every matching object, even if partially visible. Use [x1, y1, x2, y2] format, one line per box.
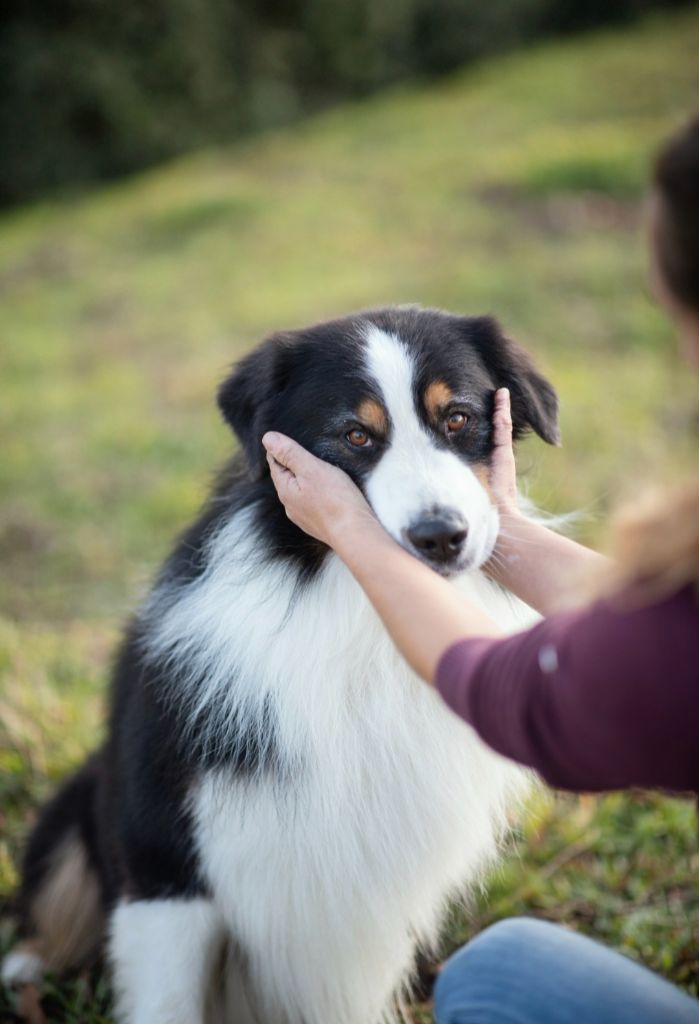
[612, 482, 699, 596]
[611, 114, 699, 595]
[652, 113, 699, 314]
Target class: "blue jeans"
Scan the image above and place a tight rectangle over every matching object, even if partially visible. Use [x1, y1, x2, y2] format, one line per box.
[434, 918, 699, 1024]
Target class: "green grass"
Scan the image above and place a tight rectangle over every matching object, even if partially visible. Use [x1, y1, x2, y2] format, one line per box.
[2, 7, 699, 1020]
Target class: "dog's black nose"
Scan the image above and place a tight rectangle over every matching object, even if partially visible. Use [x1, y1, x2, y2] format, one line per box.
[406, 514, 468, 564]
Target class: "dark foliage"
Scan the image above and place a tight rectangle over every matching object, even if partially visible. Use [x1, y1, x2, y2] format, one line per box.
[0, 0, 693, 203]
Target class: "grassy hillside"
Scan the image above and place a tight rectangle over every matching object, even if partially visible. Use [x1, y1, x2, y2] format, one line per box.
[2, 8, 698, 1020]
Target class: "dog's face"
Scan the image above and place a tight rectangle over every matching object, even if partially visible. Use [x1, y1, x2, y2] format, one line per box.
[219, 308, 559, 575]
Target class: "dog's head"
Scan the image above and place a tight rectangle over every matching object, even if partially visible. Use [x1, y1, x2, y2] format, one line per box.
[219, 307, 559, 575]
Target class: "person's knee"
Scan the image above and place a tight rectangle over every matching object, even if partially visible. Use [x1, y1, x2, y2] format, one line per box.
[439, 916, 557, 978]
[434, 917, 699, 1024]
[468, 916, 556, 952]
[433, 918, 560, 1024]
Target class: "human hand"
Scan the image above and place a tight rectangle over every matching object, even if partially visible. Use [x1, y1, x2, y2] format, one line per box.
[489, 388, 521, 520]
[262, 432, 376, 548]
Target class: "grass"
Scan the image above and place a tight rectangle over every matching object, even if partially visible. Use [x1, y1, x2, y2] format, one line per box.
[2, 7, 699, 1020]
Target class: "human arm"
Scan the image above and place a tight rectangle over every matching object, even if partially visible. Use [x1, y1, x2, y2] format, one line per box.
[484, 389, 608, 615]
[436, 585, 699, 792]
[262, 419, 699, 792]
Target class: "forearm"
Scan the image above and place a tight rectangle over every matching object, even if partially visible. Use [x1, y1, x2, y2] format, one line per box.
[488, 511, 609, 615]
[332, 515, 502, 684]
[439, 585, 699, 793]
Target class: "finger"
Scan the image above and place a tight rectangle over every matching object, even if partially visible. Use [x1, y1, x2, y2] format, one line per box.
[267, 452, 298, 497]
[266, 450, 289, 477]
[493, 387, 512, 428]
[492, 388, 513, 447]
[267, 451, 294, 481]
[261, 432, 310, 475]
[268, 462, 300, 509]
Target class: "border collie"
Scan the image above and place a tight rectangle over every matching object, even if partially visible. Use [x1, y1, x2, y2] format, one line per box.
[3, 306, 559, 1024]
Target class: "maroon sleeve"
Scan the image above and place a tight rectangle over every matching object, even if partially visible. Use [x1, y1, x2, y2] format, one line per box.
[436, 584, 699, 793]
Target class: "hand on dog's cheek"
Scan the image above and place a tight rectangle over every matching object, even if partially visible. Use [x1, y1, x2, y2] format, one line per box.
[263, 433, 376, 548]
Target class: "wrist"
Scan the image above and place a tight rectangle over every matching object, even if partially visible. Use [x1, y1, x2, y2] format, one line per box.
[496, 500, 524, 526]
[327, 505, 371, 553]
[483, 505, 525, 580]
[329, 506, 393, 562]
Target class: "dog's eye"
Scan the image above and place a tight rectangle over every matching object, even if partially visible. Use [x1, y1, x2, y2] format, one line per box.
[346, 428, 372, 448]
[446, 412, 468, 433]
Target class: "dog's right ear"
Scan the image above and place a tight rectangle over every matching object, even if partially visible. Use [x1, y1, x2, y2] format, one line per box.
[464, 316, 561, 446]
[218, 335, 296, 478]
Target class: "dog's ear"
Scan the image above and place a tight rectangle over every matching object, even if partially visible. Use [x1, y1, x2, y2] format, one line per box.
[218, 334, 297, 477]
[466, 316, 561, 446]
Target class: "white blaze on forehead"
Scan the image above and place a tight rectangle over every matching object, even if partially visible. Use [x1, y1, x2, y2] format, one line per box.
[363, 324, 423, 447]
[362, 324, 498, 570]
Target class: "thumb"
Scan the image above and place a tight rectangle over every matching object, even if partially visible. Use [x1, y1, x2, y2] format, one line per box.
[492, 388, 513, 446]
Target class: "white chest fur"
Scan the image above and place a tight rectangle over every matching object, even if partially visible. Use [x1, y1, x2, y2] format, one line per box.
[145, 510, 534, 1024]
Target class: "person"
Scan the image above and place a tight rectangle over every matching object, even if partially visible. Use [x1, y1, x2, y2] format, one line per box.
[260, 113, 699, 1023]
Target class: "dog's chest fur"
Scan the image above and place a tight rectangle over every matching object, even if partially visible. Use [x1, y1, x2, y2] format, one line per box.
[145, 506, 533, 1024]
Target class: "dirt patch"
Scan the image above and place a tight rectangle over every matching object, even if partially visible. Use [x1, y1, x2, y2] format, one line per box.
[477, 184, 641, 237]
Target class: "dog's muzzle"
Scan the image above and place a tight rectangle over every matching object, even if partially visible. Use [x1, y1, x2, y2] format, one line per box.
[404, 510, 469, 571]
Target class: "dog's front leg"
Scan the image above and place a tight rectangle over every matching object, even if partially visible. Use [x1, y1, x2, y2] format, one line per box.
[109, 897, 225, 1024]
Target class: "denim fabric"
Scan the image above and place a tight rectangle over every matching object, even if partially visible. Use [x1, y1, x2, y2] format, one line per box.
[433, 918, 699, 1024]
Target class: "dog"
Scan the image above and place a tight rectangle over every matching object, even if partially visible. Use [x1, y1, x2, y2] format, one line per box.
[2, 305, 559, 1024]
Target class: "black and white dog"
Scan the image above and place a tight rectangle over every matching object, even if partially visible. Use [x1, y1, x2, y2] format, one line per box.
[3, 306, 559, 1024]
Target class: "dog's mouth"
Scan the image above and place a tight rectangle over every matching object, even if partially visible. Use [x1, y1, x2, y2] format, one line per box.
[413, 552, 472, 577]
[404, 546, 481, 578]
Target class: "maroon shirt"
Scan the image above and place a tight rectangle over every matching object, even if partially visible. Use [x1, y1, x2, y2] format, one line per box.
[436, 584, 699, 793]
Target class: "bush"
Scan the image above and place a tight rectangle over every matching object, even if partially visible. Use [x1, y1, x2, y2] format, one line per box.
[0, 0, 692, 204]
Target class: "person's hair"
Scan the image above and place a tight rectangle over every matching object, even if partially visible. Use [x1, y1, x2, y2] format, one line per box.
[652, 113, 699, 314]
[612, 482, 699, 596]
[609, 114, 699, 596]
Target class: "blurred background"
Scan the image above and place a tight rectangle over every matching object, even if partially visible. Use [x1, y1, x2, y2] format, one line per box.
[1, 1, 698, 1019]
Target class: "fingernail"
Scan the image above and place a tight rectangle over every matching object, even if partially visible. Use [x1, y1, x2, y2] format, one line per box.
[261, 432, 278, 450]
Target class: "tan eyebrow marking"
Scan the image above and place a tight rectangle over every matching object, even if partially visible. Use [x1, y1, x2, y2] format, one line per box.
[424, 380, 454, 420]
[356, 398, 388, 435]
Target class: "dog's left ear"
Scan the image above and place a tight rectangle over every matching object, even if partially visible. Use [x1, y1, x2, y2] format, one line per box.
[218, 334, 297, 477]
[466, 316, 561, 445]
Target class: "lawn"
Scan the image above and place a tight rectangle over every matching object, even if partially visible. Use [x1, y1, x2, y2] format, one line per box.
[1, 7, 698, 1020]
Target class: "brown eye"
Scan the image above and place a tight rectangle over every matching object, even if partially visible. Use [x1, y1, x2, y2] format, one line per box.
[347, 428, 371, 447]
[446, 412, 468, 433]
